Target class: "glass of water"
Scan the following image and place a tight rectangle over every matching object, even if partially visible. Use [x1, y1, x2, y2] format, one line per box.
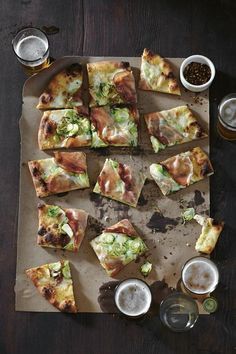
[12, 27, 50, 75]
[159, 292, 199, 332]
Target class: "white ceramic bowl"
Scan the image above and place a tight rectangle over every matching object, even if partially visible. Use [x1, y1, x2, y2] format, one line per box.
[180, 55, 215, 92]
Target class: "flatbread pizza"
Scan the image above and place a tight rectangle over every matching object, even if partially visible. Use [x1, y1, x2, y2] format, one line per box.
[90, 219, 148, 277]
[144, 105, 207, 152]
[90, 105, 139, 147]
[139, 48, 180, 95]
[87, 61, 137, 107]
[93, 158, 146, 207]
[37, 203, 88, 252]
[38, 106, 91, 150]
[150, 147, 214, 195]
[28, 151, 90, 197]
[37, 63, 83, 109]
[26, 260, 78, 313]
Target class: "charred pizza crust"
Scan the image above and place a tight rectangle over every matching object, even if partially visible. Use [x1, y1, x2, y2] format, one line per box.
[194, 215, 224, 254]
[90, 219, 148, 277]
[37, 203, 88, 252]
[28, 151, 90, 197]
[139, 48, 180, 95]
[26, 260, 78, 313]
[93, 158, 146, 207]
[38, 106, 91, 150]
[90, 105, 139, 147]
[37, 63, 83, 109]
[145, 106, 207, 153]
[150, 147, 214, 195]
[87, 61, 137, 107]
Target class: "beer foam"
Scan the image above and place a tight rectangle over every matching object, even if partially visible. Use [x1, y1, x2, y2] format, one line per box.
[220, 98, 236, 127]
[182, 257, 219, 294]
[15, 35, 47, 62]
[115, 279, 152, 317]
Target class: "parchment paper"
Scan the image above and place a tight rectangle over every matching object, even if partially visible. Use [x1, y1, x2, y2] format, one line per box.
[15, 56, 210, 313]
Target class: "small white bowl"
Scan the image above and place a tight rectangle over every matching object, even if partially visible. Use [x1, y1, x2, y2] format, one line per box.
[180, 55, 215, 92]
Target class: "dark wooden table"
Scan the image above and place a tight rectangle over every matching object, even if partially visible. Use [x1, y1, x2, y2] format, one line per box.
[0, 1, 235, 353]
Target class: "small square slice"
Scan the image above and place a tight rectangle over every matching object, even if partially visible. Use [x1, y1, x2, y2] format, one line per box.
[87, 61, 137, 107]
[37, 63, 83, 109]
[28, 151, 90, 197]
[93, 158, 145, 207]
[145, 105, 207, 153]
[37, 203, 88, 251]
[90, 219, 148, 277]
[38, 106, 91, 150]
[150, 147, 214, 195]
[90, 105, 139, 147]
[139, 48, 180, 95]
[26, 260, 78, 313]
[194, 215, 224, 254]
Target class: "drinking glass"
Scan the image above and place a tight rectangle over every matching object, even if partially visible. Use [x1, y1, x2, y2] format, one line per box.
[12, 27, 50, 75]
[160, 292, 199, 332]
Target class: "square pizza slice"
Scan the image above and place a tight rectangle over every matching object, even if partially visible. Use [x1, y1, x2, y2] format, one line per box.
[26, 260, 78, 313]
[150, 147, 214, 195]
[37, 203, 88, 252]
[93, 158, 146, 207]
[28, 151, 90, 197]
[139, 48, 180, 95]
[90, 219, 148, 277]
[90, 105, 139, 147]
[37, 63, 83, 109]
[38, 106, 91, 150]
[144, 105, 207, 153]
[87, 61, 137, 107]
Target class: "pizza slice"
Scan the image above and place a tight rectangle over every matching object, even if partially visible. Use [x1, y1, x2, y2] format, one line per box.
[37, 63, 83, 109]
[87, 61, 137, 107]
[90, 105, 139, 147]
[38, 106, 91, 150]
[139, 48, 181, 95]
[93, 158, 146, 207]
[28, 151, 90, 197]
[90, 219, 148, 277]
[194, 215, 224, 254]
[144, 106, 207, 153]
[26, 260, 78, 313]
[37, 203, 88, 251]
[150, 147, 214, 195]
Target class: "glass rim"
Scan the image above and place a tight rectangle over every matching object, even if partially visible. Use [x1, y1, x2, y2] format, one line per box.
[12, 26, 49, 63]
[218, 93, 236, 131]
[114, 278, 152, 317]
[181, 256, 219, 295]
[160, 291, 199, 310]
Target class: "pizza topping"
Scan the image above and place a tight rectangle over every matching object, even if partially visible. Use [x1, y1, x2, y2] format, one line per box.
[54, 151, 87, 174]
[150, 164, 182, 195]
[42, 285, 55, 300]
[113, 71, 137, 104]
[47, 205, 61, 217]
[181, 208, 196, 224]
[61, 262, 72, 279]
[56, 110, 90, 138]
[118, 162, 133, 191]
[38, 226, 47, 236]
[161, 153, 193, 186]
[147, 115, 183, 145]
[140, 261, 153, 277]
[105, 219, 138, 238]
[61, 223, 73, 238]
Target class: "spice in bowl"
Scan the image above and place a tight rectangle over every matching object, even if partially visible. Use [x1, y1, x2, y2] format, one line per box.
[183, 62, 211, 86]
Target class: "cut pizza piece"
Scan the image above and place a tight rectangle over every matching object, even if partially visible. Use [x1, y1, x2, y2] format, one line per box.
[93, 158, 146, 207]
[87, 61, 137, 107]
[139, 48, 180, 95]
[90, 105, 139, 147]
[150, 147, 214, 195]
[37, 63, 83, 109]
[90, 219, 148, 277]
[37, 203, 88, 251]
[26, 260, 78, 313]
[144, 105, 207, 153]
[38, 106, 91, 150]
[194, 215, 224, 254]
[28, 151, 90, 197]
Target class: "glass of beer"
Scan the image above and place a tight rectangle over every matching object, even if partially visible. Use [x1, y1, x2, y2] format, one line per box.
[12, 27, 50, 75]
[114, 278, 152, 318]
[181, 256, 219, 297]
[160, 292, 199, 332]
[217, 93, 236, 140]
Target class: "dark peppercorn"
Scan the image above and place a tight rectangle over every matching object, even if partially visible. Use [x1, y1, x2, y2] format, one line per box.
[184, 62, 211, 85]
